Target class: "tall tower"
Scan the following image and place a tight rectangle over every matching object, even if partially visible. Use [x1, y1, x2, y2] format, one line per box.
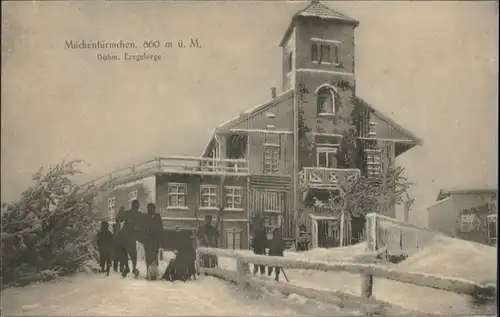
[281, 1, 360, 230]
[279, 0, 359, 93]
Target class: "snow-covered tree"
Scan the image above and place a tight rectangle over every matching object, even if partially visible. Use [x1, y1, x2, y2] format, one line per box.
[1, 160, 107, 285]
[313, 162, 413, 246]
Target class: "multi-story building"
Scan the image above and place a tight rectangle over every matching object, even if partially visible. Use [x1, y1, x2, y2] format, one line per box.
[93, 0, 422, 250]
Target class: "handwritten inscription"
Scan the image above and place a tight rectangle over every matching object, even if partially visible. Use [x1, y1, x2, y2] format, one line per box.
[64, 39, 202, 62]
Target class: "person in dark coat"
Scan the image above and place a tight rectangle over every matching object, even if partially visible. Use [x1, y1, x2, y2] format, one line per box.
[251, 218, 268, 275]
[97, 221, 114, 276]
[141, 203, 163, 271]
[196, 215, 219, 268]
[267, 227, 286, 281]
[116, 199, 143, 278]
[111, 222, 123, 272]
[163, 236, 197, 282]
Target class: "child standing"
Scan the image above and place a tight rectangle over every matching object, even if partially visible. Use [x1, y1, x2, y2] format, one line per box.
[97, 221, 114, 276]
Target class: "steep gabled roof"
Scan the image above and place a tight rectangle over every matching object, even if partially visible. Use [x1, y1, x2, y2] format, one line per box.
[200, 88, 294, 156]
[216, 88, 294, 131]
[355, 96, 424, 146]
[279, 1, 359, 47]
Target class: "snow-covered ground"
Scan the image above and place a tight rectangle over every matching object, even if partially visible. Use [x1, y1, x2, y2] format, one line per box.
[218, 238, 497, 316]
[1, 252, 359, 316]
[2, 237, 495, 316]
[397, 235, 496, 283]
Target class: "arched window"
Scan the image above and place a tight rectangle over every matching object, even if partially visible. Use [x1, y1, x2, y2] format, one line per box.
[316, 87, 337, 115]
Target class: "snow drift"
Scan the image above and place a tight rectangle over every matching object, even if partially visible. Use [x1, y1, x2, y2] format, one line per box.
[396, 234, 497, 284]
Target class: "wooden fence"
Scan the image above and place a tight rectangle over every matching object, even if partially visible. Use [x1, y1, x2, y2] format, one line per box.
[195, 247, 496, 316]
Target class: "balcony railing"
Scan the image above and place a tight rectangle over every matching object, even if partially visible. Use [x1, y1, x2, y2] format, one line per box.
[86, 156, 248, 187]
[299, 167, 361, 191]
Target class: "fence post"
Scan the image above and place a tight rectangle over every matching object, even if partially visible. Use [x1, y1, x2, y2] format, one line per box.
[236, 257, 250, 284]
[366, 213, 378, 252]
[361, 272, 374, 299]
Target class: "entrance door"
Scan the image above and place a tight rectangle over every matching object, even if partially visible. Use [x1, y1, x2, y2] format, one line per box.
[317, 219, 340, 248]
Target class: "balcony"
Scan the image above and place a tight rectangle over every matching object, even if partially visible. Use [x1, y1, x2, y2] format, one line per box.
[299, 167, 361, 201]
[87, 156, 249, 187]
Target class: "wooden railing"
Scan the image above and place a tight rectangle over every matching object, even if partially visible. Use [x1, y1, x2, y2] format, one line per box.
[196, 247, 496, 315]
[299, 167, 361, 191]
[85, 156, 248, 187]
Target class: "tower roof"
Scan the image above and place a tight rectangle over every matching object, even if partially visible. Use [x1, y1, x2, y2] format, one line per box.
[279, 0, 359, 47]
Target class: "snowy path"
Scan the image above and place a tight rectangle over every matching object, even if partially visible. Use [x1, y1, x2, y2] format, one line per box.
[2, 272, 289, 315]
[1, 262, 356, 316]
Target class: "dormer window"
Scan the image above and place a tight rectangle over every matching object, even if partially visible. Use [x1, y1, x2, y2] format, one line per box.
[316, 86, 338, 116]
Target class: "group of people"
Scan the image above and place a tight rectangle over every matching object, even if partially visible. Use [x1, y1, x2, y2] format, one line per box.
[250, 217, 286, 281]
[97, 199, 288, 282]
[96, 200, 221, 280]
[96, 199, 163, 278]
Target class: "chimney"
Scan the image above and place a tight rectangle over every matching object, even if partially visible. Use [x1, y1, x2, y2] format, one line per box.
[271, 87, 277, 99]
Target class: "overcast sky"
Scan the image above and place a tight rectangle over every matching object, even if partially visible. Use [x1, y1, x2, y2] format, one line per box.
[1, 1, 498, 213]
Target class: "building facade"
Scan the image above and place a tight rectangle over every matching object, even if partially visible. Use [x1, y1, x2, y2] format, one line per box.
[95, 160, 250, 249]
[93, 0, 422, 250]
[427, 188, 497, 246]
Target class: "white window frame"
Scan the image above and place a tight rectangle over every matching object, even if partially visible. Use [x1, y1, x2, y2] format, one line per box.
[128, 190, 138, 202]
[225, 228, 243, 250]
[167, 183, 188, 209]
[200, 185, 218, 209]
[263, 143, 280, 174]
[316, 146, 338, 168]
[225, 186, 243, 211]
[108, 197, 116, 220]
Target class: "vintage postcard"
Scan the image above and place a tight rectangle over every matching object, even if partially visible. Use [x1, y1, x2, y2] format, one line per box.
[1, 1, 497, 316]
